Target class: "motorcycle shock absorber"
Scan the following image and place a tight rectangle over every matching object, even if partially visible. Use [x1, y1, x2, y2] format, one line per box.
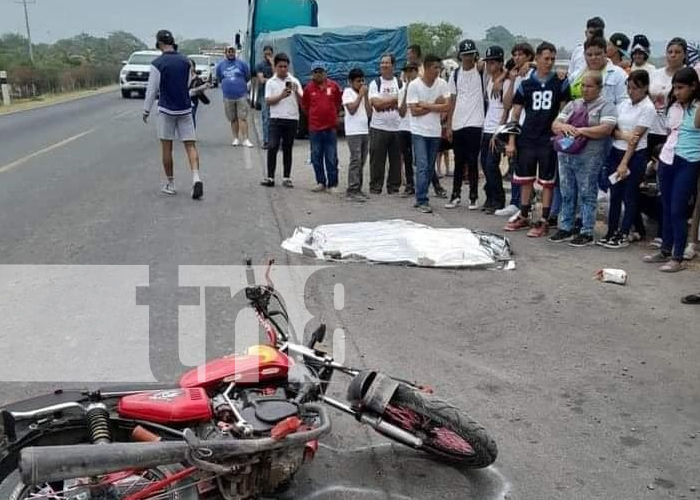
[86, 403, 112, 444]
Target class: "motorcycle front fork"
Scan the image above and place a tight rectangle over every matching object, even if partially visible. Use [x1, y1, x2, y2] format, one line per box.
[318, 395, 423, 448]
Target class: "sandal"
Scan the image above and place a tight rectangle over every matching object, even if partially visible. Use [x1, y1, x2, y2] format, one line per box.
[681, 294, 700, 304]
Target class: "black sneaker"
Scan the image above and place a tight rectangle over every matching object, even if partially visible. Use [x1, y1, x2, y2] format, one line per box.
[569, 233, 594, 247]
[549, 229, 574, 243]
[603, 232, 630, 249]
[192, 180, 204, 199]
[573, 218, 583, 235]
[417, 204, 433, 213]
[400, 188, 415, 198]
[435, 188, 449, 199]
[596, 233, 613, 247]
[260, 178, 275, 187]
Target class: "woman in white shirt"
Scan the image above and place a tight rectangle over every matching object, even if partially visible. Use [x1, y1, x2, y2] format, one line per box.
[648, 38, 688, 159]
[600, 70, 657, 249]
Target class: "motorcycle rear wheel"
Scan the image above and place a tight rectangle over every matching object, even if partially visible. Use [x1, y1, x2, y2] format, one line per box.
[382, 384, 497, 469]
[0, 464, 198, 500]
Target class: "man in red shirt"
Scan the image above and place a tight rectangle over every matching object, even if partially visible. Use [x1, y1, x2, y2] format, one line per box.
[302, 61, 343, 193]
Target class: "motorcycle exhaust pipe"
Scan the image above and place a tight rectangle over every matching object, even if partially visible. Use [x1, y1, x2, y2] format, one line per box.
[20, 404, 330, 486]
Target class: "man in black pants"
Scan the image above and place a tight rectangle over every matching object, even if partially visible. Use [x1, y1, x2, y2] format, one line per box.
[446, 39, 486, 210]
[260, 53, 303, 187]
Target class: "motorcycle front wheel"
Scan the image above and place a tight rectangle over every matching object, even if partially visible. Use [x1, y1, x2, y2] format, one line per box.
[382, 384, 498, 469]
[0, 465, 198, 500]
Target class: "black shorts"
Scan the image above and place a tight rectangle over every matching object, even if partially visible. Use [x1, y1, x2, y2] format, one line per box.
[439, 138, 453, 152]
[514, 143, 557, 187]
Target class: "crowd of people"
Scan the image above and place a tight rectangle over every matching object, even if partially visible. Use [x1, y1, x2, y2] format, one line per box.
[256, 17, 700, 276]
[140, 23, 700, 298]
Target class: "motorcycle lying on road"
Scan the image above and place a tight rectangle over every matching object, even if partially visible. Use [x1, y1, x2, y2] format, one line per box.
[0, 260, 497, 499]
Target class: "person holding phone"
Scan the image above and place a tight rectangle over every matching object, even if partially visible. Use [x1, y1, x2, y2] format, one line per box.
[599, 70, 656, 249]
[261, 53, 302, 187]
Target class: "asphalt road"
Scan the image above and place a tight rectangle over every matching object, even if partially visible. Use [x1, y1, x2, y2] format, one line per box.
[0, 89, 699, 500]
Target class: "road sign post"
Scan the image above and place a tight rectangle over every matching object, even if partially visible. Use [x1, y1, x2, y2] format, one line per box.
[0, 70, 11, 106]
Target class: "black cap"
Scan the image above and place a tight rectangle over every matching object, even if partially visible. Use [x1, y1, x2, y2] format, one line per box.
[610, 33, 631, 53]
[632, 34, 650, 50]
[483, 45, 505, 61]
[458, 39, 478, 55]
[156, 29, 175, 49]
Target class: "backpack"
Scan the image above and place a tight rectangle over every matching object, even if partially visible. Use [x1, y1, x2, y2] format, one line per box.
[374, 76, 403, 93]
[552, 101, 590, 155]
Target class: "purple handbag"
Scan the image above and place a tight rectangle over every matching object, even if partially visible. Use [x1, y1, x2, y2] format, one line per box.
[553, 101, 590, 155]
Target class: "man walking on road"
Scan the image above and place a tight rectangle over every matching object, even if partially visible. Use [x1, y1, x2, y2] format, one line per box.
[143, 29, 203, 200]
[302, 61, 343, 193]
[407, 54, 452, 213]
[255, 45, 274, 148]
[216, 46, 254, 148]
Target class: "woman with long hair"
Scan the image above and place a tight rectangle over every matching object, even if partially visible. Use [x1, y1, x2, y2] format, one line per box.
[645, 67, 700, 273]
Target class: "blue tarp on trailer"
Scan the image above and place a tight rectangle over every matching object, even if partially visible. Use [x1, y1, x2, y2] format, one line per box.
[253, 26, 409, 88]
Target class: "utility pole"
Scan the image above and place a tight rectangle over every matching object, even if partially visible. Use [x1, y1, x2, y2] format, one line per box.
[16, 0, 35, 64]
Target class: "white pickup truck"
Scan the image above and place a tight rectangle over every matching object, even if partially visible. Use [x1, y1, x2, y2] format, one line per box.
[119, 50, 161, 98]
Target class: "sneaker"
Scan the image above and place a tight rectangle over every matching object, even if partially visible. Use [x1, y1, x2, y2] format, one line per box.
[416, 204, 433, 214]
[192, 180, 204, 199]
[260, 178, 275, 187]
[359, 190, 370, 199]
[659, 260, 686, 273]
[370, 189, 383, 195]
[346, 192, 367, 203]
[232, 138, 241, 147]
[596, 233, 612, 247]
[508, 210, 522, 223]
[649, 237, 663, 248]
[435, 188, 449, 199]
[495, 204, 520, 217]
[468, 200, 479, 210]
[445, 197, 461, 209]
[485, 205, 499, 215]
[161, 182, 176, 196]
[684, 242, 697, 260]
[643, 251, 671, 263]
[328, 187, 341, 195]
[311, 184, 326, 192]
[548, 229, 574, 243]
[629, 232, 643, 243]
[480, 201, 493, 212]
[282, 178, 294, 188]
[400, 188, 415, 198]
[603, 233, 630, 249]
[569, 233, 594, 247]
[504, 216, 530, 232]
[243, 139, 254, 148]
[527, 220, 550, 238]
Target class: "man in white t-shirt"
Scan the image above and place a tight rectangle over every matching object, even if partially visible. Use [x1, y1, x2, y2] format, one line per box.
[407, 54, 452, 213]
[445, 39, 486, 209]
[368, 54, 403, 194]
[261, 53, 303, 187]
[342, 68, 372, 201]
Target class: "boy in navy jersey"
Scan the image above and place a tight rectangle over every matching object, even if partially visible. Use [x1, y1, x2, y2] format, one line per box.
[505, 42, 570, 237]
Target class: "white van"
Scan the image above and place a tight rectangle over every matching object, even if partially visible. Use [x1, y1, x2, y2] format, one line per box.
[188, 54, 218, 87]
[120, 50, 161, 98]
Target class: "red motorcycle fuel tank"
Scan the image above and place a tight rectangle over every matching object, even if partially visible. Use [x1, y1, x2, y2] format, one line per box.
[179, 345, 291, 390]
[118, 388, 212, 424]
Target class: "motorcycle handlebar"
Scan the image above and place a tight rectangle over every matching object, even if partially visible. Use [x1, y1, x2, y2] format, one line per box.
[19, 403, 331, 486]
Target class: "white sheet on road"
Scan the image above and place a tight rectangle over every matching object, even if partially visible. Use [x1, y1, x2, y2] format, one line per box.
[281, 220, 514, 269]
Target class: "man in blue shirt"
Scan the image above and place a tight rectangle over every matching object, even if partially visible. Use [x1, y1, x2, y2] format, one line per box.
[143, 29, 203, 200]
[216, 46, 254, 147]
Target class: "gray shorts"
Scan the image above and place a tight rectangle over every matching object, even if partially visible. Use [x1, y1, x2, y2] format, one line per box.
[157, 112, 196, 142]
[224, 97, 249, 122]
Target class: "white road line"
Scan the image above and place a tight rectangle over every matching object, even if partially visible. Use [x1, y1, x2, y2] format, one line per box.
[0, 129, 95, 174]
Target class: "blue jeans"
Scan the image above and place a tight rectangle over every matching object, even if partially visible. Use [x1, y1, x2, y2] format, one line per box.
[413, 135, 441, 205]
[310, 129, 338, 188]
[659, 156, 700, 259]
[605, 148, 646, 236]
[480, 133, 505, 208]
[261, 98, 271, 144]
[508, 156, 521, 207]
[558, 151, 604, 235]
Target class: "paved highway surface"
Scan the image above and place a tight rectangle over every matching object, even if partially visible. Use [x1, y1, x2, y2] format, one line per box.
[1, 89, 699, 499]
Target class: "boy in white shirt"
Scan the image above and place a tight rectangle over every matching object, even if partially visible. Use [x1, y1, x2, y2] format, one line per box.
[407, 54, 452, 213]
[342, 68, 373, 201]
[261, 53, 303, 187]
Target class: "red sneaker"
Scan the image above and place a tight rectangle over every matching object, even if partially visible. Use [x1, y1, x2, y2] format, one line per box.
[527, 220, 550, 238]
[504, 216, 530, 232]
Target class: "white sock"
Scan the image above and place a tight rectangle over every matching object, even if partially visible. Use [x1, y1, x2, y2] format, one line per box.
[192, 171, 201, 183]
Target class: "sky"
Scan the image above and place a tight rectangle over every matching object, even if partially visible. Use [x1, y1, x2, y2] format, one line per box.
[0, 0, 697, 51]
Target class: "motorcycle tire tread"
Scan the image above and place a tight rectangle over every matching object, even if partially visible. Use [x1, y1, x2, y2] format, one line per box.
[388, 384, 498, 469]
